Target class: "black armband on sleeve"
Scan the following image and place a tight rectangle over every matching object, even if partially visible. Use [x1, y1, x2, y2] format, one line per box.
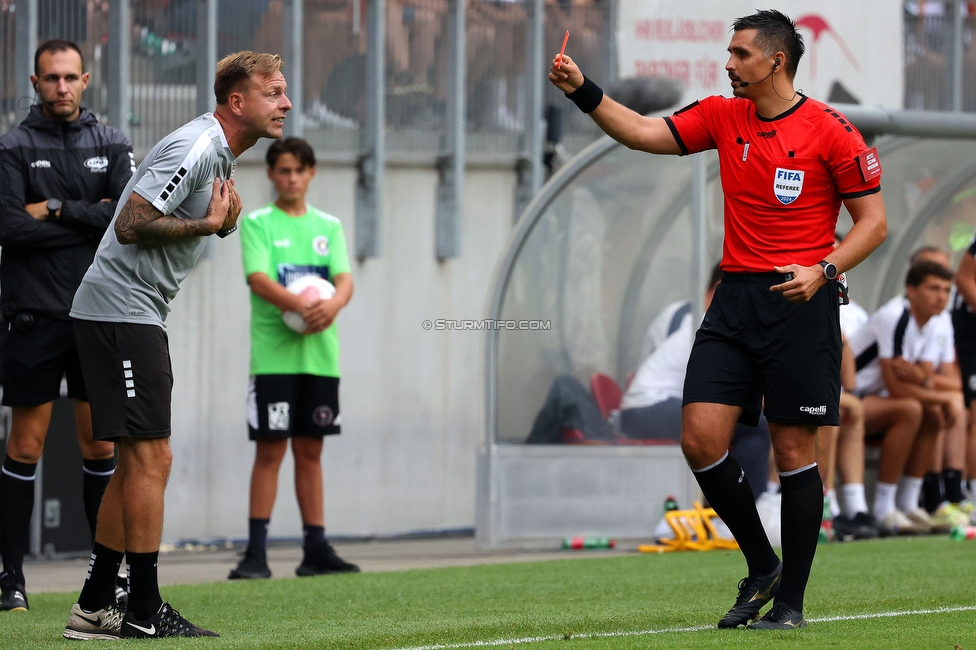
[566, 76, 604, 114]
[216, 224, 238, 238]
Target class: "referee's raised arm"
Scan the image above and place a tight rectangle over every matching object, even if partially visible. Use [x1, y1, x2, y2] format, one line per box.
[548, 54, 682, 155]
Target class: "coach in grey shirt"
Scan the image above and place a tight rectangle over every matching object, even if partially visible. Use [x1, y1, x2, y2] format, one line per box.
[62, 51, 292, 641]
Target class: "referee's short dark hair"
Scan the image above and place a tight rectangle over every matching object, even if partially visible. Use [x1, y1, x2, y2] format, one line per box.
[266, 137, 316, 170]
[34, 39, 84, 76]
[906, 260, 953, 287]
[732, 10, 805, 77]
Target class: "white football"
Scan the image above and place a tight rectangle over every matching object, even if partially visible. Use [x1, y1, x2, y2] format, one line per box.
[282, 275, 336, 333]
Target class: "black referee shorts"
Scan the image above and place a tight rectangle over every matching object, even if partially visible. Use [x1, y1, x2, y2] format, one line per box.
[683, 272, 841, 427]
[2, 314, 87, 407]
[73, 319, 173, 442]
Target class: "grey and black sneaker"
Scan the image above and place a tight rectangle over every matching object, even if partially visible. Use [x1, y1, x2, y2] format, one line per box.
[296, 540, 360, 576]
[228, 547, 271, 580]
[716, 560, 782, 628]
[63, 602, 126, 640]
[747, 601, 806, 630]
[0, 573, 28, 612]
[120, 602, 218, 638]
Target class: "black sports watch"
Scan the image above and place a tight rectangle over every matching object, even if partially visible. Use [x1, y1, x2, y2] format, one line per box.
[46, 198, 61, 220]
[819, 260, 838, 281]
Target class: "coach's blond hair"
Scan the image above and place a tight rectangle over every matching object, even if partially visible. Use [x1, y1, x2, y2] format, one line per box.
[213, 52, 284, 105]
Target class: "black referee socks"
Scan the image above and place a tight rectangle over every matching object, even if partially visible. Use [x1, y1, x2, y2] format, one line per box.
[692, 452, 779, 577]
[778, 465, 823, 612]
[0, 457, 37, 582]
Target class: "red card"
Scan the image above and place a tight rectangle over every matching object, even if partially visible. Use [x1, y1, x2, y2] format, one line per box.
[857, 147, 881, 182]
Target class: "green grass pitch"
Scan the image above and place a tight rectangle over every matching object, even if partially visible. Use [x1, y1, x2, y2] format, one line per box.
[5, 536, 975, 649]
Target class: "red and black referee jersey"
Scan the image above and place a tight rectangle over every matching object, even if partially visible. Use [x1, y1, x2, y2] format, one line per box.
[664, 94, 882, 273]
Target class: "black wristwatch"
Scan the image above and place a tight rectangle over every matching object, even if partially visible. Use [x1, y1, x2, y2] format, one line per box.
[819, 260, 838, 281]
[46, 198, 61, 220]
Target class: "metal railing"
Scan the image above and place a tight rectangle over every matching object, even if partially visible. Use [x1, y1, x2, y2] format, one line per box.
[7, 2, 974, 155]
[0, 0, 613, 156]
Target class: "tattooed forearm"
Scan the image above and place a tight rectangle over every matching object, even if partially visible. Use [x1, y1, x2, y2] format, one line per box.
[115, 193, 215, 245]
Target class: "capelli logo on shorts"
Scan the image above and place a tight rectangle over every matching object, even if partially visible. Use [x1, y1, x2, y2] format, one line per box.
[799, 405, 827, 416]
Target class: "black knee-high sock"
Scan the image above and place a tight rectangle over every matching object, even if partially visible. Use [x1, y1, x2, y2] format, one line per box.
[692, 452, 779, 576]
[777, 465, 822, 612]
[127, 551, 163, 621]
[303, 524, 325, 552]
[943, 468, 964, 504]
[78, 542, 124, 611]
[0, 457, 37, 585]
[922, 471, 943, 513]
[82, 458, 116, 541]
[248, 518, 270, 554]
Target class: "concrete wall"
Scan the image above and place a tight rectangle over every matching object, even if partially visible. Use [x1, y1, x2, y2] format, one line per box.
[160, 152, 516, 542]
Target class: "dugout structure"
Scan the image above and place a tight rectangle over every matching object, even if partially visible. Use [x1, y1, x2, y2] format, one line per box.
[477, 104, 976, 548]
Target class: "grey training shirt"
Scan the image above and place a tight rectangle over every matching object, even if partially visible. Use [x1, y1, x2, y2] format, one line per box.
[71, 113, 236, 326]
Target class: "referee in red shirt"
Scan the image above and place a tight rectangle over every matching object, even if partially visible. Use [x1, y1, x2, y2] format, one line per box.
[550, 10, 887, 630]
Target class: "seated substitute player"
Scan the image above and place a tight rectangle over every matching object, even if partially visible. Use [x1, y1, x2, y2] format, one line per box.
[874, 246, 968, 523]
[620, 267, 771, 500]
[848, 260, 964, 533]
[819, 333, 880, 540]
[550, 9, 887, 629]
[820, 241, 879, 540]
[952, 232, 976, 518]
[228, 137, 358, 580]
[903, 246, 971, 517]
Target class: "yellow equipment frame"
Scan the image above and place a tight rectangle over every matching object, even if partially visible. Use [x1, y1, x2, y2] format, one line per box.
[637, 501, 739, 553]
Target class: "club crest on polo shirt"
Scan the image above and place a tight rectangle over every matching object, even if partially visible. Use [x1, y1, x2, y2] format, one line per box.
[774, 167, 804, 205]
[313, 235, 329, 256]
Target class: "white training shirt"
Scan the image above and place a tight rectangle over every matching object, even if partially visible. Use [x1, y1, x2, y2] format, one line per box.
[848, 295, 949, 396]
[877, 295, 956, 367]
[639, 299, 691, 361]
[839, 299, 869, 339]
[622, 315, 693, 410]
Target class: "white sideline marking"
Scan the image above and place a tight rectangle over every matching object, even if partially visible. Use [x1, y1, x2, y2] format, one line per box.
[392, 605, 976, 650]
